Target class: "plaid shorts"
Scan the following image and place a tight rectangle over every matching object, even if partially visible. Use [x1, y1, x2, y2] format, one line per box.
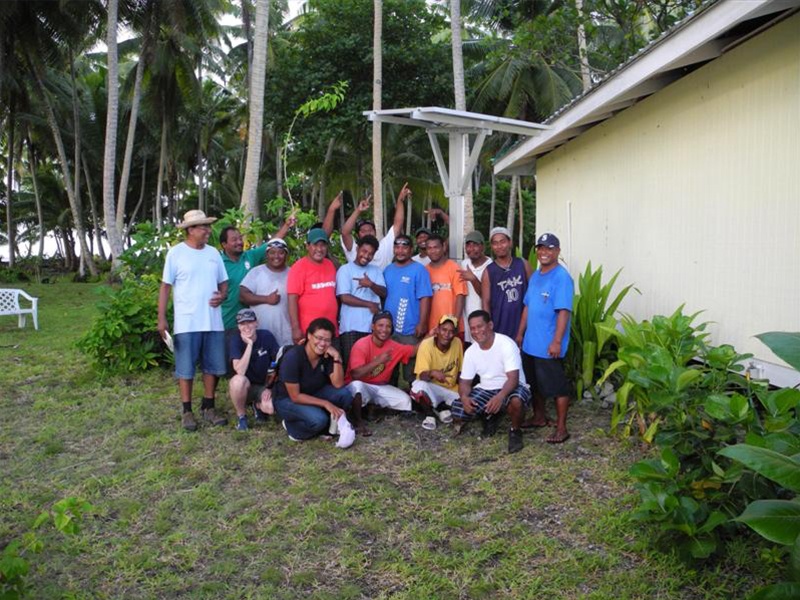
[450, 384, 531, 420]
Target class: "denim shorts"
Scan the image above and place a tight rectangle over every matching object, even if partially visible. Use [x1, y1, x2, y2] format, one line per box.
[174, 331, 227, 379]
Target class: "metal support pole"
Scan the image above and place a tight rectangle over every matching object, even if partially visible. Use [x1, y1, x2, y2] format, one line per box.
[448, 132, 467, 260]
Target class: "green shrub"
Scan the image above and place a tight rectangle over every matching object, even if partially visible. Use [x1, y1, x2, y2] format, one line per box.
[716, 332, 800, 599]
[566, 262, 636, 399]
[1, 498, 93, 599]
[76, 274, 167, 374]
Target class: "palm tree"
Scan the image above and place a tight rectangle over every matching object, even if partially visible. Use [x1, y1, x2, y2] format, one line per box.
[103, 0, 125, 266]
[371, 0, 384, 235]
[240, 0, 269, 219]
[449, 0, 474, 233]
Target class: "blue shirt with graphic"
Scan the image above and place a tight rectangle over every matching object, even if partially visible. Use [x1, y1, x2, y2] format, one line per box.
[383, 261, 433, 336]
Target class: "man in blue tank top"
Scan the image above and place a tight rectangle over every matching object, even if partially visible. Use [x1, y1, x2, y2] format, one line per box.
[481, 227, 533, 342]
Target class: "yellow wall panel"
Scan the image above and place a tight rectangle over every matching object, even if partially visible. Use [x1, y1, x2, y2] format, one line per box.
[537, 14, 800, 370]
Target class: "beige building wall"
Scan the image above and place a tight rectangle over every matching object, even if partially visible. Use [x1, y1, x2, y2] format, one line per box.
[536, 14, 800, 375]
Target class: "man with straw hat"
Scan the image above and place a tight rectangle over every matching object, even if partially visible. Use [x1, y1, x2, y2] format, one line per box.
[158, 210, 229, 432]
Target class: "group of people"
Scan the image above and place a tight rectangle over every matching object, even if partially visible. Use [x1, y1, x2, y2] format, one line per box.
[157, 187, 574, 454]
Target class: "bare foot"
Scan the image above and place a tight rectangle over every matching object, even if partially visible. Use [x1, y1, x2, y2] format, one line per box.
[546, 429, 570, 444]
[521, 417, 555, 429]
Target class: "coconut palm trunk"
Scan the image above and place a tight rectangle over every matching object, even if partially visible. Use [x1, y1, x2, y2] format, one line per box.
[30, 54, 97, 276]
[450, 0, 473, 233]
[26, 133, 45, 260]
[240, 0, 269, 219]
[103, 0, 124, 266]
[372, 0, 384, 236]
[5, 98, 16, 267]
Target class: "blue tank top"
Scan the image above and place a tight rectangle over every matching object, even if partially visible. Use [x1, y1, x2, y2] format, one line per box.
[487, 258, 528, 339]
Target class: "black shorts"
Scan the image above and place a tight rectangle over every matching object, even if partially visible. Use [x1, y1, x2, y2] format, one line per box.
[522, 352, 572, 399]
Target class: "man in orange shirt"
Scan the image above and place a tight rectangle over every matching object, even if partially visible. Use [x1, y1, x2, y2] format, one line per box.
[425, 234, 468, 335]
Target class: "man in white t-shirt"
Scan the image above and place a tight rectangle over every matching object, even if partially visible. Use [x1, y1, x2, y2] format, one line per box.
[457, 231, 491, 344]
[452, 310, 531, 453]
[322, 184, 411, 269]
[158, 210, 229, 432]
[239, 238, 293, 347]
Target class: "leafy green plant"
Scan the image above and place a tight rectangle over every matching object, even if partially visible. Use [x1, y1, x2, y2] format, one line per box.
[565, 262, 636, 399]
[1, 498, 93, 599]
[598, 306, 718, 438]
[282, 81, 348, 208]
[76, 274, 166, 374]
[714, 332, 800, 599]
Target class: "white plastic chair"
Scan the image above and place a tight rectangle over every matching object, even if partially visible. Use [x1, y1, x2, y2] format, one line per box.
[0, 288, 39, 330]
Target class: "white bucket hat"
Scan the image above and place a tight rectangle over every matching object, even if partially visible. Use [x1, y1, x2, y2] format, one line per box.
[177, 209, 217, 229]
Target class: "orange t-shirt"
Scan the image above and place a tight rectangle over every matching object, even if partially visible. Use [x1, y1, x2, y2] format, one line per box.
[426, 260, 468, 333]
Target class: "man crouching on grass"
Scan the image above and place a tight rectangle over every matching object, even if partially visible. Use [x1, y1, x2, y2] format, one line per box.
[451, 310, 531, 454]
[228, 309, 280, 431]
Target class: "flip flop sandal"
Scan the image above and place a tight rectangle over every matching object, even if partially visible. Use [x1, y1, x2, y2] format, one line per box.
[546, 432, 571, 444]
[422, 416, 437, 431]
[436, 409, 453, 424]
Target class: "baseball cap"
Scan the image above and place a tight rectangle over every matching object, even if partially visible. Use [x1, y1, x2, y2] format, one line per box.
[355, 218, 375, 232]
[489, 226, 512, 241]
[306, 228, 329, 244]
[414, 227, 432, 237]
[372, 310, 393, 324]
[464, 231, 484, 245]
[236, 309, 257, 324]
[266, 237, 288, 251]
[438, 314, 458, 328]
[535, 233, 560, 248]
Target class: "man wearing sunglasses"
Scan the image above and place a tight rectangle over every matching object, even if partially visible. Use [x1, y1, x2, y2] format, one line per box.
[383, 233, 432, 384]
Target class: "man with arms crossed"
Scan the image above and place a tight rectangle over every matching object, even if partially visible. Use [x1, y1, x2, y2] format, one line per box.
[452, 310, 531, 454]
[158, 210, 229, 432]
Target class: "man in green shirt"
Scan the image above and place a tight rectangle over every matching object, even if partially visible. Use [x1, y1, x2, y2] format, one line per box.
[219, 217, 294, 330]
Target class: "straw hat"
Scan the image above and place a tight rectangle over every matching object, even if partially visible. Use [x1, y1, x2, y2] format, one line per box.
[177, 209, 216, 229]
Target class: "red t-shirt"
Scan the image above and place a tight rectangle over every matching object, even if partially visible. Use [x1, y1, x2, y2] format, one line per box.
[287, 256, 339, 335]
[346, 335, 415, 385]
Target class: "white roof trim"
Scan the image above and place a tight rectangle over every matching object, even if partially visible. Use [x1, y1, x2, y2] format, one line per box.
[494, 0, 800, 175]
[365, 107, 548, 137]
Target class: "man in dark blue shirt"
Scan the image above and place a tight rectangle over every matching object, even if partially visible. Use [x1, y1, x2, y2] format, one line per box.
[229, 309, 280, 431]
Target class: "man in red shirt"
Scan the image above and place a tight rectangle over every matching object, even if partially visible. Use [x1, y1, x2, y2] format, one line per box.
[346, 311, 418, 433]
[287, 228, 339, 344]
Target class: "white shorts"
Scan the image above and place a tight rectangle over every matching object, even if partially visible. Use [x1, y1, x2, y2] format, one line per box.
[347, 381, 412, 411]
[410, 380, 459, 408]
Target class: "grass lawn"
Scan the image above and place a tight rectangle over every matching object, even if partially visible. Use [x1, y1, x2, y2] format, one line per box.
[0, 282, 775, 599]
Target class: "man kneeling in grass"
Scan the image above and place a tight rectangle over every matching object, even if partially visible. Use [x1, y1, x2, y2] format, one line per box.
[228, 309, 280, 431]
[346, 311, 417, 436]
[410, 314, 463, 431]
[452, 310, 531, 454]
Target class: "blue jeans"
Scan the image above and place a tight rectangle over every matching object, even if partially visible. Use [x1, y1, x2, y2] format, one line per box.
[174, 331, 226, 379]
[273, 385, 353, 440]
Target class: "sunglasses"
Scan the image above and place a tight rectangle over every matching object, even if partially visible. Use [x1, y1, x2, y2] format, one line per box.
[393, 240, 411, 247]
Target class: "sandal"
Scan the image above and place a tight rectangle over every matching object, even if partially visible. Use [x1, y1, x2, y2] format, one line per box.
[421, 416, 437, 431]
